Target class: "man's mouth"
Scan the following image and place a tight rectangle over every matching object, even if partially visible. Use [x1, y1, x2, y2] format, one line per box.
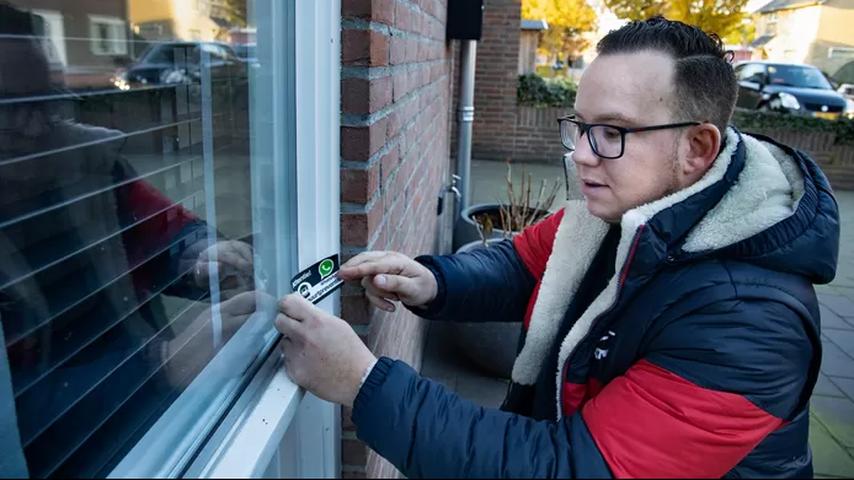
[581, 179, 608, 189]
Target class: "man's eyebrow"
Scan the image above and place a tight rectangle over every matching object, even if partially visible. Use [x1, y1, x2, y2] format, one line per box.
[575, 111, 640, 125]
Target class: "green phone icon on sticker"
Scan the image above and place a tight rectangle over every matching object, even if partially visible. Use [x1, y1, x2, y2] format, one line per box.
[319, 259, 334, 278]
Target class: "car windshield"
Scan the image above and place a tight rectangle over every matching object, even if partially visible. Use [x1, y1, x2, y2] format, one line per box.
[768, 65, 833, 90]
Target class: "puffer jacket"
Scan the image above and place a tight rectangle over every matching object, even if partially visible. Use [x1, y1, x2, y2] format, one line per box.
[352, 128, 839, 478]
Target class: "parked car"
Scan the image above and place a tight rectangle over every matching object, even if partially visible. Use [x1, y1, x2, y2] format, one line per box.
[734, 61, 847, 120]
[232, 43, 257, 64]
[111, 41, 246, 90]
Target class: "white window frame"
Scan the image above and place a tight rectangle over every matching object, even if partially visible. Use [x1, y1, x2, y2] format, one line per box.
[88, 15, 128, 56]
[193, 0, 341, 475]
[109, 0, 341, 477]
[30, 9, 67, 66]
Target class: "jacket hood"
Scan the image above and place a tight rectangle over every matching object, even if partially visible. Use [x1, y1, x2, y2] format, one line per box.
[639, 127, 840, 284]
[510, 127, 840, 401]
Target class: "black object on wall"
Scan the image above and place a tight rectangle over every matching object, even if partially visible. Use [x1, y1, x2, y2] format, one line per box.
[447, 0, 484, 40]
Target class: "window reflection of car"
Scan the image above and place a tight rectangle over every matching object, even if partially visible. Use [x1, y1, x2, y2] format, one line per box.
[111, 41, 246, 90]
[232, 43, 257, 64]
[734, 61, 847, 121]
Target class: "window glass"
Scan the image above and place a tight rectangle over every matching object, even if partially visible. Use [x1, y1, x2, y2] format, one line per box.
[737, 63, 766, 82]
[767, 64, 833, 90]
[0, 0, 291, 477]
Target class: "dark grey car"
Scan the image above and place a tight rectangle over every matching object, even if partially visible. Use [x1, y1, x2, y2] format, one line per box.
[734, 61, 847, 120]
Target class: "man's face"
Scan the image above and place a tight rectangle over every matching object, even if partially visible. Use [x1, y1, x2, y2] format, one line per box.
[573, 50, 687, 222]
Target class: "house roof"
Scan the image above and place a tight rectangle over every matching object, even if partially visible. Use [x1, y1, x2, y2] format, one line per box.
[750, 34, 775, 47]
[757, 0, 825, 13]
[520, 19, 548, 31]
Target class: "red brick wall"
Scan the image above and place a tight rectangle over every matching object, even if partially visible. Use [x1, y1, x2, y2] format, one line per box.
[339, 0, 453, 477]
[470, 0, 522, 162]
[459, 0, 567, 164]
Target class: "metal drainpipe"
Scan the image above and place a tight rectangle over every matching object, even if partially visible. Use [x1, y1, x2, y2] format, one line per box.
[456, 39, 477, 213]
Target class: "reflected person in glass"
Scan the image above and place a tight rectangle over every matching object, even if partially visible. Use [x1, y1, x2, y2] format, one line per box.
[0, 4, 256, 475]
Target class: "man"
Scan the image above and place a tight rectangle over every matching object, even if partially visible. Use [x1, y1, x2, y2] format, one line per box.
[275, 17, 839, 477]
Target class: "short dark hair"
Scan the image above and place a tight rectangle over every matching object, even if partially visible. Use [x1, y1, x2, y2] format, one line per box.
[597, 16, 737, 135]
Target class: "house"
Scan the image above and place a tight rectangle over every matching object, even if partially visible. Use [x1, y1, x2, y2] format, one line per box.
[519, 19, 547, 74]
[127, 0, 233, 44]
[753, 0, 854, 77]
[16, 0, 131, 88]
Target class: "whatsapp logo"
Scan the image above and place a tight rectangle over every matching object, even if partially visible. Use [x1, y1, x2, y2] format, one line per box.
[319, 258, 335, 278]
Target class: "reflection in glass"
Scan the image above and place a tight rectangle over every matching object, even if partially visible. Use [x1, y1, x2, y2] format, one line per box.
[0, 0, 272, 477]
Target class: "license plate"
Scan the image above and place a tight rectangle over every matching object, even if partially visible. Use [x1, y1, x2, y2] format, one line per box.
[813, 112, 839, 120]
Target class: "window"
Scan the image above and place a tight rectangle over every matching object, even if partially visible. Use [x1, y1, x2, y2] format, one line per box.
[736, 63, 767, 83]
[88, 15, 128, 56]
[767, 64, 833, 90]
[0, 0, 340, 477]
[30, 9, 67, 66]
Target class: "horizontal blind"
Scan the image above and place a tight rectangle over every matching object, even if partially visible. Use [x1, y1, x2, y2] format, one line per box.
[1, 19, 259, 477]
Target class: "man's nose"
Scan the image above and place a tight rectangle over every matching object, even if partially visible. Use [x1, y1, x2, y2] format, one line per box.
[571, 133, 600, 167]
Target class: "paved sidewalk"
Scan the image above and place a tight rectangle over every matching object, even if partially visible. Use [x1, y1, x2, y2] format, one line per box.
[811, 189, 854, 478]
[422, 160, 854, 478]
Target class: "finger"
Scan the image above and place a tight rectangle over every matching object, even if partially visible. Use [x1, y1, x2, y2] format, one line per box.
[373, 274, 415, 299]
[277, 293, 320, 322]
[339, 255, 408, 281]
[366, 291, 396, 312]
[274, 312, 304, 338]
[361, 276, 400, 301]
[215, 250, 253, 273]
[340, 251, 388, 270]
[220, 290, 257, 315]
[230, 241, 254, 263]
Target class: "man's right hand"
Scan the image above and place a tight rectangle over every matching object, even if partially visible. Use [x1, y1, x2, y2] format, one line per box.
[339, 251, 438, 312]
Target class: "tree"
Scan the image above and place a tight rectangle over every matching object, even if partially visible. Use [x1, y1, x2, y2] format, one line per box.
[602, 0, 751, 40]
[723, 14, 757, 46]
[522, 0, 597, 64]
[219, 0, 248, 28]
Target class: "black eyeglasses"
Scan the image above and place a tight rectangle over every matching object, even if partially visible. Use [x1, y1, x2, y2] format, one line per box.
[557, 115, 701, 159]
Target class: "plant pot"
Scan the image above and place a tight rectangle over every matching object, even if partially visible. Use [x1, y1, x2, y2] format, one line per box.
[452, 203, 507, 252]
[452, 203, 550, 252]
[448, 238, 522, 379]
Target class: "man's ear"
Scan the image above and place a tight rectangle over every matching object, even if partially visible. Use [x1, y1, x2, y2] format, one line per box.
[681, 123, 721, 180]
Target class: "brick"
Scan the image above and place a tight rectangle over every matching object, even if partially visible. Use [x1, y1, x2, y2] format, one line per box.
[390, 35, 406, 65]
[395, 2, 412, 32]
[340, 163, 380, 204]
[341, 0, 371, 18]
[380, 145, 400, 185]
[372, 0, 395, 25]
[341, 117, 388, 161]
[342, 29, 389, 66]
[342, 439, 369, 465]
[342, 76, 393, 114]
[342, 406, 356, 430]
[342, 294, 372, 325]
[341, 199, 383, 246]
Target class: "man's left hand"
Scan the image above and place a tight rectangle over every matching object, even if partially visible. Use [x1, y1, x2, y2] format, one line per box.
[275, 294, 377, 407]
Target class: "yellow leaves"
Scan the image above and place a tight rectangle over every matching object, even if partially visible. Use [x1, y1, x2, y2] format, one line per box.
[603, 0, 751, 39]
[522, 0, 597, 59]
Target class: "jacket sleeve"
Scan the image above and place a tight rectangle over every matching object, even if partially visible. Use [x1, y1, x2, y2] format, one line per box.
[353, 299, 814, 478]
[353, 357, 613, 478]
[411, 210, 564, 323]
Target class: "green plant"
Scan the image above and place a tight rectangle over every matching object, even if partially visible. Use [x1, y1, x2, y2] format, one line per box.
[731, 109, 854, 145]
[518, 73, 577, 107]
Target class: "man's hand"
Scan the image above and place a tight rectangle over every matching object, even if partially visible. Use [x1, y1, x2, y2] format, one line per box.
[275, 293, 377, 407]
[194, 240, 254, 297]
[339, 251, 437, 312]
